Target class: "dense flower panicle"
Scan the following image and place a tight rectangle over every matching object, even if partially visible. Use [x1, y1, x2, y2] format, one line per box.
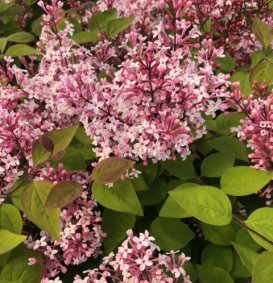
[25, 164, 106, 279]
[74, 229, 191, 283]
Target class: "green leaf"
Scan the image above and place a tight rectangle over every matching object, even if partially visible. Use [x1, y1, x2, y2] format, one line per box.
[221, 166, 273, 196]
[253, 251, 273, 283]
[106, 17, 135, 38]
[201, 244, 233, 272]
[169, 185, 232, 226]
[245, 207, 273, 251]
[32, 125, 79, 165]
[91, 157, 135, 184]
[88, 9, 117, 30]
[71, 31, 99, 43]
[231, 251, 251, 278]
[0, 38, 7, 53]
[129, 175, 149, 191]
[21, 181, 60, 240]
[196, 265, 234, 283]
[230, 67, 251, 96]
[161, 155, 195, 180]
[215, 56, 235, 73]
[232, 242, 258, 272]
[102, 209, 135, 254]
[149, 217, 194, 251]
[7, 32, 35, 43]
[5, 44, 38, 57]
[251, 50, 265, 67]
[159, 196, 191, 218]
[249, 59, 273, 86]
[252, 18, 273, 48]
[202, 223, 237, 245]
[31, 17, 42, 37]
[134, 161, 158, 185]
[137, 179, 168, 206]
[92, 180, 143, 216]
[0, 230, 26, 254]
[235, 228, 260, 251]
[44, 181, 82, 209]
[208, 136, 248, 161]
[0, 245, 43, 283]
[201, 152, 235, 178]
[50, 147, 86, 171]
[206, 113, 245, 135]
[0, 204, 22, 234]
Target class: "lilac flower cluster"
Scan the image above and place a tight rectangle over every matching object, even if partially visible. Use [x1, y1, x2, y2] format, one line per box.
[74, 230, 191, 283]
[25, 163, 106, 280]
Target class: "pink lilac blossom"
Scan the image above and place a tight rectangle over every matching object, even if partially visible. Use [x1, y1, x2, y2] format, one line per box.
[74, 229, 191, 283]
[25, 163, 106, 280]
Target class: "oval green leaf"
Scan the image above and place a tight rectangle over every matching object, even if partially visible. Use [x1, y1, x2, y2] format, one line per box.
[169, 185, 232, 226]
[21, 181, 60, 240]
[196, 265, 234, 283]
[5, 44, 38, 57]
[253, 252, 273, 283]
[221, 166, 273, 196]
[0, 230, 26, 254]
[92, 180, 143, 216]
[149, 217, 194, 251]
[245, 207, 273, 251]
[0, 204, 22, 234]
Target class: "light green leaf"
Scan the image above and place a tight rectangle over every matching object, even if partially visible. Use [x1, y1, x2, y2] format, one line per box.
[102, 209, 135, 254]
[196, 265, 234, 283]
[253, 252, 273, 283]
[32, 125, 79, 165]
[0, 230, 26, 254]
[230, 66, 251, 96]
[221, 166, 273, 196]
[0, 38, 7, 53]
[106, 17, 135, 37]
[201, 152, 235, 177]
[92, 180, 143, 216]
[0, 204, 22, 234]
[252, 18, 273, 48]
[44, 181, 82, 209]
[245, 207, 273, 251]
[71, 31, 99, 43]
[235, 228, 260, 251]
[159, 196, 191, 218]
[201, 244, 233, 272]
[249, 59, 273, 86]
[169, 185, 232, 226]
[232, 242, 258, 272]
[21, 181, 60, 240]
[251, 50, 265, 67]
[7, 32, 35, 43]
[5, 44, 38, 57]
[150, 217, 194, 251]
[88, 8, 117, 30]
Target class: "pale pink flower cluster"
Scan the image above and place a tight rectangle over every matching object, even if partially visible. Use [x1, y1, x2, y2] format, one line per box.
[74, 229, 191, 283]
[25, 163, 106, 279]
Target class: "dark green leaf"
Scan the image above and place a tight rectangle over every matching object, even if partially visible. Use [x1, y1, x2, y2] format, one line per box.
[106, 17, 135, 38]
[71, 31, 99, 43]
[150, 217, 194, 251]
[196, 265, 234, 283]
[102, 209, 135, 254]
[88, 9, 117, 30]
[230, 67, 251, 96]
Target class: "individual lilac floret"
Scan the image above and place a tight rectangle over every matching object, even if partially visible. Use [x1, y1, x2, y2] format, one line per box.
[74, 229, 191, 283]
